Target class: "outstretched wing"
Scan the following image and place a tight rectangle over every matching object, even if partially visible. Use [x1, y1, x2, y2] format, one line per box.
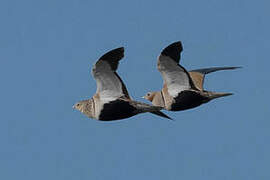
[92, 47, 130, 101]
[189, 67, 241, 90]
[157, 41, 196, 97]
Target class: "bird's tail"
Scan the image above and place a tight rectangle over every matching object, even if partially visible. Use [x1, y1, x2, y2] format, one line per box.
[208, 92, 233, 100]
[150, 110, 173, 120]
[131, 101, 172, 120]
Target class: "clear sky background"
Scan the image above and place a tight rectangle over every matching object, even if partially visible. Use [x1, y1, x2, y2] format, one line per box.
[1, 0, 269, 179]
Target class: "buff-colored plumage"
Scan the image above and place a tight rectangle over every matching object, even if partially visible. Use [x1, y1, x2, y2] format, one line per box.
[74, 47, 172, 121]
[143, 41, 241, 111]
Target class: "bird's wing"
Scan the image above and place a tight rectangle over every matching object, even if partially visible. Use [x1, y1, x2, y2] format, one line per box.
[190, 66, 241, 74]
[157, 41, 196, 97]
[189, 67, 241, 90]
[92, 47, 131, 101]
[188, 71, 205, 91]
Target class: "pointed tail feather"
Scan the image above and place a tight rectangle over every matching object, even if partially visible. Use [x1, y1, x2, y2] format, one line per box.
[144, 105, 173, 120]
[130, 101, 172, 120]
[209, 92, 233, 100]
[150, 111, 173, 120]
[141, 105, 173, 120]
[190, 66, 242, 75]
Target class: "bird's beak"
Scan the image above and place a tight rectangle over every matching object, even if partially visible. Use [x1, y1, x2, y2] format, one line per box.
[72, 105, 75, 109]
[141, 96, 145, 99]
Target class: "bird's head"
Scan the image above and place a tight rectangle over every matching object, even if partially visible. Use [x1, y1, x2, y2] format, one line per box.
[73, 100, 88, 113]
[142, 92, 156, 102]
[73, 99, 95, 119]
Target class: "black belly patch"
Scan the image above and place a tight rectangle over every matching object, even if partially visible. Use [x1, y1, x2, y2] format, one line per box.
[170, 91, 209, 111]
[99, 100, 137, 121]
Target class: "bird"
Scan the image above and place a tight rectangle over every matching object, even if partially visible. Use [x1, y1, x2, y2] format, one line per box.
[73, 47, 172, 121]
[143, 41, 241, 111]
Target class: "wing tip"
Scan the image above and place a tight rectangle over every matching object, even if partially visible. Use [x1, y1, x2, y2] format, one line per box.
[116, 47, 124, 53]
[190, 66, 243, 74]
[99, 47, 125, 61]
[220, 66, 242, 70]
[114, 47, 124, 59]
[162, 41, 182, 51]
[111, 46, 125, 58]
[161, 41, 183, 63]
[231, 66, 243, 69]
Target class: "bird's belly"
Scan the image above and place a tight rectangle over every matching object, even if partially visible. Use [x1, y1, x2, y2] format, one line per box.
[98, 100, 137, 121]
[170, 91, 208, 111]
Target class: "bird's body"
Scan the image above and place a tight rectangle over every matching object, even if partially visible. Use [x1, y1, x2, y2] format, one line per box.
[74, 47, 172, 121]
[143, 41, 240, 111]
[94, 97, 137, 121]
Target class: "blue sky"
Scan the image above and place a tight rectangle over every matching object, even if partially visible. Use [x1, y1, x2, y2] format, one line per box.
[1, 0, 269, 179]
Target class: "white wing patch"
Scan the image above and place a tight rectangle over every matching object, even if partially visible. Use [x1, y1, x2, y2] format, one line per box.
[92, 61, 124, 101]
[158, 55, 191, 97]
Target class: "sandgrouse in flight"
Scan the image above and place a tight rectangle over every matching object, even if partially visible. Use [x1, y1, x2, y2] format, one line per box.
[143, 41, 240, 111]
[73, 47, 172, 121]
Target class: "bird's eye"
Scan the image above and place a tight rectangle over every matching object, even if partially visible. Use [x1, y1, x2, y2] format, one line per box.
[147, 93, 150, 96]
[76, 104, 80, 106]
